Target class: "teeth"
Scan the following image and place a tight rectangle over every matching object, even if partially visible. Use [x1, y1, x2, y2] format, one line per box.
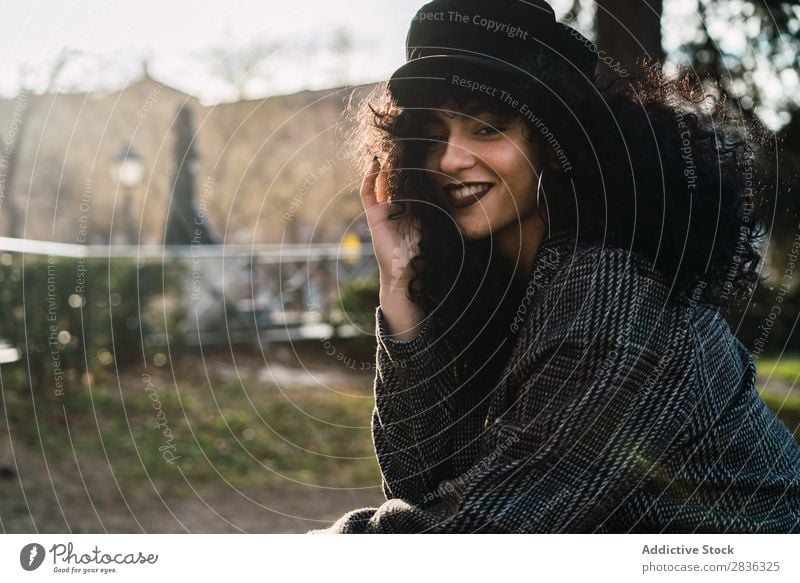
[450, 184, 491, 200]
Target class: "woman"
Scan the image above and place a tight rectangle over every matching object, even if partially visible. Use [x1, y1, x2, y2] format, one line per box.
[310, 0, 800, 533]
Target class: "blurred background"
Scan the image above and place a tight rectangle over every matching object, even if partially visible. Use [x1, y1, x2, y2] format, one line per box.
[0, 0, 798, 533]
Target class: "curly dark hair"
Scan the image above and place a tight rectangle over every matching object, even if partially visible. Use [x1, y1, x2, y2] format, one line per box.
[343, 54, 767, 391]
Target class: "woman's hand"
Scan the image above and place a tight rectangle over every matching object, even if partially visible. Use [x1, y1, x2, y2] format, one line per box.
[360, 156, 425, 341]
[360, 157, 421, 293]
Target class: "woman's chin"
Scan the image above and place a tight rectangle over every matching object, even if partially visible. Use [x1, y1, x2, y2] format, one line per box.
[456, 215, 516, 241]
[455, 220, 491, 241]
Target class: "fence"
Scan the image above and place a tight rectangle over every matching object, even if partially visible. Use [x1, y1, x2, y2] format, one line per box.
[0, 236, 379, 349]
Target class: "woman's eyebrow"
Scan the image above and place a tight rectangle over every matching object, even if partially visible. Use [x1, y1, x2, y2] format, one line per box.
[463, 103, 492, 117]
[446, 108, 510, 124]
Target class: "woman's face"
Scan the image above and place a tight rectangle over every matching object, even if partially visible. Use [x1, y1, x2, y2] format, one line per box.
[421, 101, 550, 241]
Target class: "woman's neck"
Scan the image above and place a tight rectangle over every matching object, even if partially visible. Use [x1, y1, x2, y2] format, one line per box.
[493, 212, 547, 286]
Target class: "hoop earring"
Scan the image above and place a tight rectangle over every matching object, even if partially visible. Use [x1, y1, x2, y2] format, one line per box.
[536, 168, 545, 207]
[535, 168, 551, 227]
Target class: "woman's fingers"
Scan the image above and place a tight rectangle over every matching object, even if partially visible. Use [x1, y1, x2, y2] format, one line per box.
[375, 160, 389, 205]
[357, 157, 421, 283]
[359, 157, 381, 210]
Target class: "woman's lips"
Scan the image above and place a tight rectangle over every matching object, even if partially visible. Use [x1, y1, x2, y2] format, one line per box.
[445, 183, 494, 209]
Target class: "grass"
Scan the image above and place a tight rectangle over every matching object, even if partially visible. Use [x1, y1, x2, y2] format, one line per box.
[4, 369, 381, 494]
[754, 355, 800, 439]
[754, 356, 800, 384]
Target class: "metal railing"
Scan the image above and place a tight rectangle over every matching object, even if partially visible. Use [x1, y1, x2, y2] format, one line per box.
[0, 236, 379, 346]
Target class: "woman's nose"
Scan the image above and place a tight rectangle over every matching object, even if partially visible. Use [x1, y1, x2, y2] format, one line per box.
[438, 137, 476, 176]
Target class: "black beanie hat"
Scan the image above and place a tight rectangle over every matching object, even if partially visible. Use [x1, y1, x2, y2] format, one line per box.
[388, 0, 597, 104]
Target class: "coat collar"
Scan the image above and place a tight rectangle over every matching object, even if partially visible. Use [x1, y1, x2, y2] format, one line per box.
[522, 227, 579, 295]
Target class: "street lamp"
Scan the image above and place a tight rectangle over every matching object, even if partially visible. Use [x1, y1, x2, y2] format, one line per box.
[110, 146, 144, 244]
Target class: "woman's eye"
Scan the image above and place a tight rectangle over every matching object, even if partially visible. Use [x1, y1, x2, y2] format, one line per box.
[476, 126, 505, 136]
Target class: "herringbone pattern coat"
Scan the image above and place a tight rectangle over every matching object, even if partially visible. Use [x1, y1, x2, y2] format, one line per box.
[310, 230, 800, 533]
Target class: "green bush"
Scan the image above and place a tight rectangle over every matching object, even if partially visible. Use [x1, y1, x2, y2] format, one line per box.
[0, 253, 184, 394]
[323, 271, 380, 334]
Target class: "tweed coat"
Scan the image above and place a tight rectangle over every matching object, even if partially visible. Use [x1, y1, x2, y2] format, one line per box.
[309, 229, 800, 533]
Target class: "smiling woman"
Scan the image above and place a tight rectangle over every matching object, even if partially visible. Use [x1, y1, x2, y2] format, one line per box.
[308, 0, 800, 534]
[420, 106, 550, 265]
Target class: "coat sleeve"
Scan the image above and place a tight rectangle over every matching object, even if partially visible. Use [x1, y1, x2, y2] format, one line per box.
[309, 249, 698, 533]
[368, 304, 463, 505]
